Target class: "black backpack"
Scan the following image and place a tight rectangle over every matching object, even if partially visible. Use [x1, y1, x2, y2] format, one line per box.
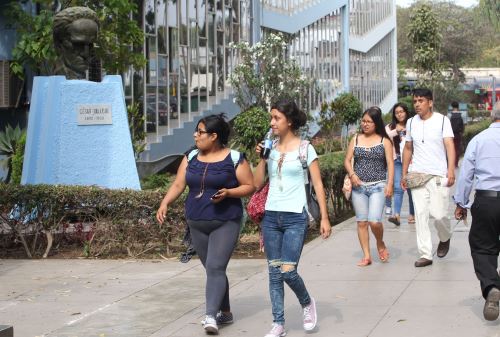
[450, 113, 464, 134]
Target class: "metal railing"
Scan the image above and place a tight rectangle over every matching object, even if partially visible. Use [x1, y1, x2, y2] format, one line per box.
[349, 33, 394, 110]
[349, 0, 393, 36]
[261, 0, 322, 15]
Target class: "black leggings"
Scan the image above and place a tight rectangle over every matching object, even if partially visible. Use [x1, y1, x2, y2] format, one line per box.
[187, 218, 240, 316]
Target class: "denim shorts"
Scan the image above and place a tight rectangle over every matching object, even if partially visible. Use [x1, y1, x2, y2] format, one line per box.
[351, 181, 386, 222]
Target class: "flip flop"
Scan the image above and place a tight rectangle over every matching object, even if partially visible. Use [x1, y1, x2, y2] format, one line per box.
[408, 216, 416, 224]
[378, 248, 389, 262]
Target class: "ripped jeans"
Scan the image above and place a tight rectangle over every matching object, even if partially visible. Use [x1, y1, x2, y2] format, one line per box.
[262, 208, 311, 325]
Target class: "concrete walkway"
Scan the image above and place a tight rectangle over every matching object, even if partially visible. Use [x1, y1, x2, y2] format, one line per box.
[1, 189, 499, 337]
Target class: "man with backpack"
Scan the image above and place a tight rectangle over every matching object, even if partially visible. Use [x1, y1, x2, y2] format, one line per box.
[450, 101, 465, 167]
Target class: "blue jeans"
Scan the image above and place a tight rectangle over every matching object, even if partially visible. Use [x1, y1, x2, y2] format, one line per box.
[352, 181, 386, 222]
[262, 209, 311, 325]
[385, 158, 415, 216]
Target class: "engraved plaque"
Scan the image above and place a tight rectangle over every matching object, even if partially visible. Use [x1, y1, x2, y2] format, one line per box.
[77, 104, 112, 125]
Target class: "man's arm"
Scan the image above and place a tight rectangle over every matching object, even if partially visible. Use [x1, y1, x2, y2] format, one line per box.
[453, 137, 477, 210]
[443, 137, 456, 186]
[401, 141, 413, 190]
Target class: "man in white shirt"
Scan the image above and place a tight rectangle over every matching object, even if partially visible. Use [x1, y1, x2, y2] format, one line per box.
[402, 88, 456, 267]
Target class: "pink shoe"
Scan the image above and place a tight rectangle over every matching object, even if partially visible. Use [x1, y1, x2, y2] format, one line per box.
[264, 323, 286, 337]
[303, 297, 317, 331]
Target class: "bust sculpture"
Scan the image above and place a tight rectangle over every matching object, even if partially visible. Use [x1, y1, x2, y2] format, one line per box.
[53, 7, 99, 79]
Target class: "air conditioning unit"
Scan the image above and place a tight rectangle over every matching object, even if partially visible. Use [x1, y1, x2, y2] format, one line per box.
[0, 60, 21, 108]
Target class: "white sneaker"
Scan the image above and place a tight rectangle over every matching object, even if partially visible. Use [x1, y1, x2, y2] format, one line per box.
[264, 323, 286, 337]
[303, 297, 317, 331]
[202, 315, 218, 334]
[385, 207, 392, 215]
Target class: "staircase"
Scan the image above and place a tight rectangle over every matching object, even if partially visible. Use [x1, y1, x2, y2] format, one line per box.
[136, 94, 240, 178]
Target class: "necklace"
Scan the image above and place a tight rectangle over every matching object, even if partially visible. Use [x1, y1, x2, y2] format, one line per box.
[194, 163, 209, 198]
[277, 152, 286, 191]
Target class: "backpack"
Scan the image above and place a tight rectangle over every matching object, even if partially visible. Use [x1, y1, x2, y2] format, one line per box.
[187, 148, 241, 168]
[298, 140, 321, 226]
[450, 113, 464, 134]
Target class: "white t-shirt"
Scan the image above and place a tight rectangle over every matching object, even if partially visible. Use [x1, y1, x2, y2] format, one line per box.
[265, 144, 318, 213]
[406, 112, 454, 177]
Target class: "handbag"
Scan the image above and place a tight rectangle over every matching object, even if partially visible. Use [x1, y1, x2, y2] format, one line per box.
[342, 174, 352, 200]
[246, 181, 269, 224]
[405, 172, 434, 189]
[299, 140, 321, 225]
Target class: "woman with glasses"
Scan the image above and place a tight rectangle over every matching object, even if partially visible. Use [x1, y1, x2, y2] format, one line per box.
[385, 103, 415, 226]
[253, 99, 331, 337]
[156, 113, 254, 335]
[344, 106, 394, 266]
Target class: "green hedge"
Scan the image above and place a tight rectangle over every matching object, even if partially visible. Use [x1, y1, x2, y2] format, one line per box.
[0, 184, 187, 258]
[463, 119, 491, 150]
[0, 152, 351, 258]
[319, 151, 351, 219]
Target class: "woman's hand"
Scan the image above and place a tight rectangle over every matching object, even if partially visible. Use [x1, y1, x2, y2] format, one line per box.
[320, 218, 332, 239]
[255, 142, 264, 158]
[156, 203, 168, 224]
[210, 188, 228, 203]
[384, 184, 393, 198]
[350, 173, 362, 187]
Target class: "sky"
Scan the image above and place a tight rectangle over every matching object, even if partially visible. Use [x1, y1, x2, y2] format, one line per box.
[396, 0, 479, 7]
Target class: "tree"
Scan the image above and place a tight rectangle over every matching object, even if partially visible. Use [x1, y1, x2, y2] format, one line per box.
[480, 0, 500, 31]
[320, 93, 362, 150]
[229, 33, 312, 112]
[5, 0, 146, 78]
[407, 3, 443, 85]
[435, 2, 478, 81]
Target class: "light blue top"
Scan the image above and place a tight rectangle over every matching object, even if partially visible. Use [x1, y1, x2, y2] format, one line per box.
[453, 122, 500, 208]
[265, 144, 318, 213]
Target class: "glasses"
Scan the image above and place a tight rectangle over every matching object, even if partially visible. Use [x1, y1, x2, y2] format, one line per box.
[194, 128, 210, 136]
[361, 120, 374, 125]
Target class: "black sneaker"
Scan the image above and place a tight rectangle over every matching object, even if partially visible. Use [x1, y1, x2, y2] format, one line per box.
[216, 311, 234, 325]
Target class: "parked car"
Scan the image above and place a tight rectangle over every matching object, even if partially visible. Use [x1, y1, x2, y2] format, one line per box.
[145, 97, 178, 132]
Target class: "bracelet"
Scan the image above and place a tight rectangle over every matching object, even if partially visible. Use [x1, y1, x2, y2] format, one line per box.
[349, 172, 356, 178]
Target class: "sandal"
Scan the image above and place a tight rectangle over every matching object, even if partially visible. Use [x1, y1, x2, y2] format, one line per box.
[378, 248, 389, 262]
[408, 216, 416, 224]
[357, 258, 372, 267]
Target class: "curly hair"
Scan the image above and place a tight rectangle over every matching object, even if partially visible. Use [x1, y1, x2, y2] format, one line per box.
[53, 7, 99, 47]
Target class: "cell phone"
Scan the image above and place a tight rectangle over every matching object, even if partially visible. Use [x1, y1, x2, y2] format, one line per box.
[210, 191, 222, 200]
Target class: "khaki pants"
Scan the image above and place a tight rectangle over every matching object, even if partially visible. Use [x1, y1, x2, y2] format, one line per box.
[411, 176, 452, 260]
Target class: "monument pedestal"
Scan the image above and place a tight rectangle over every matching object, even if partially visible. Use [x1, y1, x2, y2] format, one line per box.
[22, 75, 140, 190]
[0, 325, 13, 337]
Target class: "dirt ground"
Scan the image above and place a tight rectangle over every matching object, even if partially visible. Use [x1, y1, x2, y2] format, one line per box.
[0, 212, 352, 260]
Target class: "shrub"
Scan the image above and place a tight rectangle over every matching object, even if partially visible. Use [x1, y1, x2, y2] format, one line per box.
[0, 184, 186, 258]
[231, 106, 270, 164]
[10, 132, 26, 185]
[463, 119, 491, 149]
[0, 152, 353, 259]
[141, 173, 174, 190]
[318, 151, 351, 219]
